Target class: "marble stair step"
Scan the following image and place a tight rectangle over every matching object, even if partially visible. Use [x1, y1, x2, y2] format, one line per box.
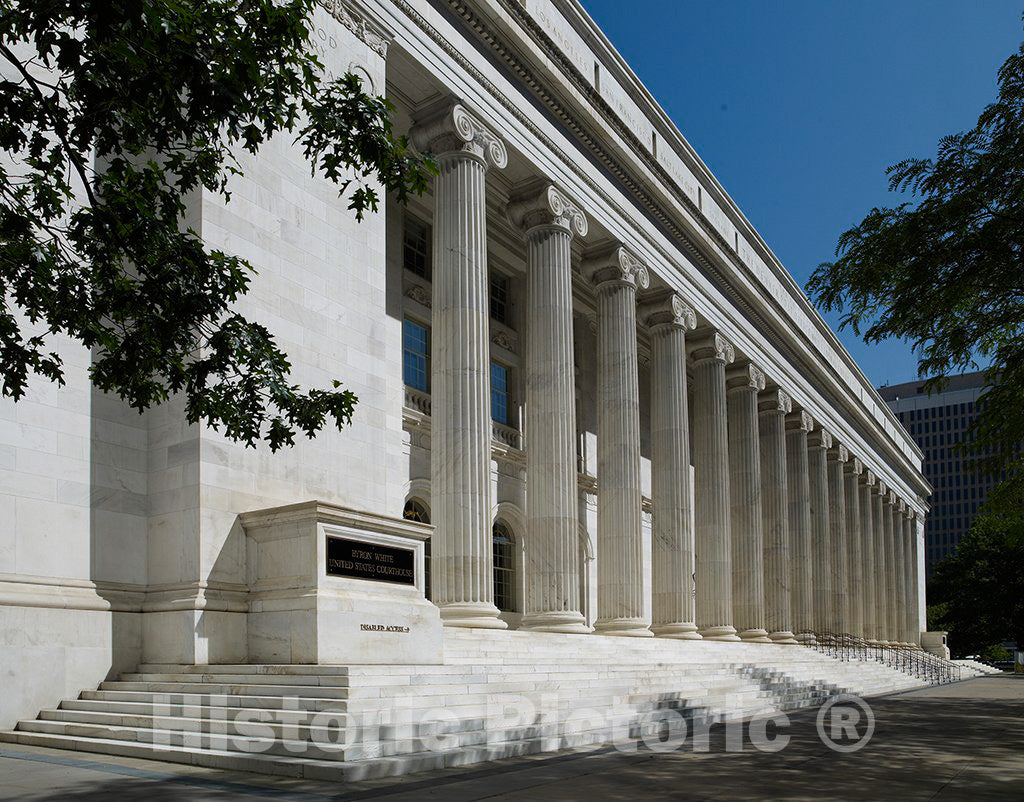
[37, 709, 358, 741]
[122, 673, 353, 687]
[10, 715, 673, 765]
[59, 700, 344, 724]
[0, 727, 690, 783]
[98, 681, 349, 699]
[13, 720, 371, 762]
[0, 730, 379, 781]
[81, 690, 349, 712]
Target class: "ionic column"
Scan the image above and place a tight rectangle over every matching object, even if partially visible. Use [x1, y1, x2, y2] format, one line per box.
[786, 410, 815, 644]
[727, 362, 770, 643]
[906, 512, 921, 647]
[640, 291, 700, 639]
[689, 330, 740, 641]
[758, 388, 797, 644]
[872, 481, 889, 644]
[807, 427, 832, 640]
[583, 244, 652, 637]
[412, 102, 507, 629]
[860, 470, 878, 644]
[844, 457, 864, 639]
[508, 182, 589, 633]
[827, 443, 849, 636]
[895, 500, 911, 646]
[887, 493, 903, 645]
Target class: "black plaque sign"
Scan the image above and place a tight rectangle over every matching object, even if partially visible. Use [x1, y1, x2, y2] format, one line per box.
[326, 536, 416, 585]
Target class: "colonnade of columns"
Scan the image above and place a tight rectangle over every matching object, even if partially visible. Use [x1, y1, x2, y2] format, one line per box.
[412, 101, 921, 645]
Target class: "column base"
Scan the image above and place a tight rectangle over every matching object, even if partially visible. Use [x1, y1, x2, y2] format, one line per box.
[651, 622, 702, 640]
[737, 628, 773, 644]
[795, 631, 817, 645]
[438, 602, 508, 630]
[698, 625, 741, 642]
[768, 630, 800, 645]
[520, 610, 592, 634]
[594, 618, 654, 637]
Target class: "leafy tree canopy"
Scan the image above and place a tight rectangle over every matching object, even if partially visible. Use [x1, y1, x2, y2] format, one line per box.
[807, 33, 1024, 509]
[928, 514, 1024, 657]
[0, 0, 433, 450]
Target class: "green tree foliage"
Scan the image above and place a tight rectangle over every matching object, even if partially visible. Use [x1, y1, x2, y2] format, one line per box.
[807, 34, 1024, 507]
[0, 0, 433, 450]
[928, 515, 1024, 657]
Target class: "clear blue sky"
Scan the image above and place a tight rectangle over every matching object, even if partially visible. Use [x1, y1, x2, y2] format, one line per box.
[580, 0, 1021, 388]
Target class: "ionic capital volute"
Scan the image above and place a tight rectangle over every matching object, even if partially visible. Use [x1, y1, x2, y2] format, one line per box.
[808, 427, 833, 450]
[411, 100, 508, 169]
[639, 289, 696, 333]
[687, 328, 735, 365]
[758, 387, 792, 416]
[507, 180, 588, 238]
[786, 408, 814, 433]
[581, 242, 650, 291]
[726, 361, 766, 393]
[829, 443, 849, 463]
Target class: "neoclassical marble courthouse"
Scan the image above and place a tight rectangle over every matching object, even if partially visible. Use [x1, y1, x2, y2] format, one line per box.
[1, 0, 935, 755]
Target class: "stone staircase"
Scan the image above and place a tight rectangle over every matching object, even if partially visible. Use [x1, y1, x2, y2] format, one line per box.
[0, 629, 935, 782]
[954, 659, 1005, 676]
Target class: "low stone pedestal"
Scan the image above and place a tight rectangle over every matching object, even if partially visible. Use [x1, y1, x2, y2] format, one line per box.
[921, 630, 950, 660]
[240, 501, 442, 665]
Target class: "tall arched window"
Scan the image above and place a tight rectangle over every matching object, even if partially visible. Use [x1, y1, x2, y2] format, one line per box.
[403, 498, 431, 600]
[492, 519, 516, 612]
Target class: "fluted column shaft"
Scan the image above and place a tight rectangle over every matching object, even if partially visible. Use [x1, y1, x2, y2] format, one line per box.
[827, 445, 849, 636]
[807, 429, 832, 638]
[509, 183, 589, 633]
[413, 103, 507, 629]
[727, 363, 770, 643]
[844, 459, 864, 639]
[899, 506, 913, 646]
[642, 292, 700, 639]
[585, 246, 651, 637]
[690, 331, 739, 641]
[786, 410, 814, 643]
[860, 472, 877, 643]
[872, 484, 889, 643]
[759, 389, 797, 644]
[906, 514, 921, 646]
[887, 497, 903, 644]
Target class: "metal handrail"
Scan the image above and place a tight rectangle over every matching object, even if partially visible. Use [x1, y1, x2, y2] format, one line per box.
[799, 629, 963, 684]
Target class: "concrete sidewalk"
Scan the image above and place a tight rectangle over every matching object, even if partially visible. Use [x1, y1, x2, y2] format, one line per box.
[1, 674, 1022, 801]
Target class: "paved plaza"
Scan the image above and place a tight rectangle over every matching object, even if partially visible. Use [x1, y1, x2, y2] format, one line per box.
[0, 674, 1020, 801]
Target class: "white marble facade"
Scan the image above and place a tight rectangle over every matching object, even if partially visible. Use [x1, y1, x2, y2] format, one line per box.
[0, 0, 930, 728]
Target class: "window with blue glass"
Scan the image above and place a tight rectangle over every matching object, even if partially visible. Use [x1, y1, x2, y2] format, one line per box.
[403, 319, 430, 392]
[491, 362, 509, 425]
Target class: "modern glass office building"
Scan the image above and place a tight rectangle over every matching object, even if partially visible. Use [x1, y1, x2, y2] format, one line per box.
[879, 371, 1001, 574]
